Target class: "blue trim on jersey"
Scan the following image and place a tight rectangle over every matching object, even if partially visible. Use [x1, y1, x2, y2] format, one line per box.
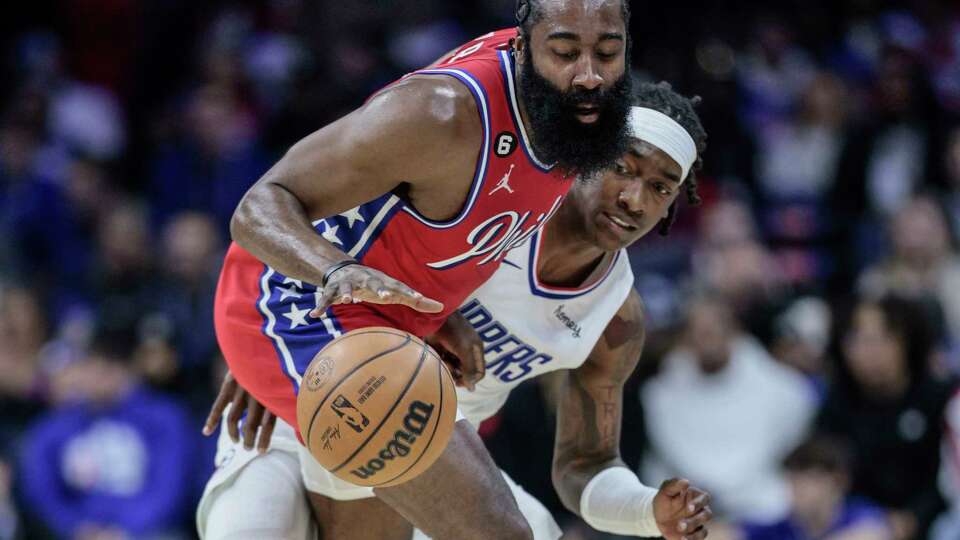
[311, 194, 400, 260]
[399, 68, 491, 229]
[255, 266, 300, 392]
[498, 50, 554, 173]
[526, 231, 621, 299]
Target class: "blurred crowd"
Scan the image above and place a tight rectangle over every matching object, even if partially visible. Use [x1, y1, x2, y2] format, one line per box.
[1, 0, 959, 539]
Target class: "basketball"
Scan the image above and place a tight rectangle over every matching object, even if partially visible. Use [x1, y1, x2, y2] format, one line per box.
[296, 327, 458, 488]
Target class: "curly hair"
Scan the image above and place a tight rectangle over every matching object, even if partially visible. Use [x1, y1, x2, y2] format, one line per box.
[632, 81, 706, 235]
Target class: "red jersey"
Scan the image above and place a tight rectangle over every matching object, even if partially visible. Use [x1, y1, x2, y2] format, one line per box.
[214, 29, 573, 425]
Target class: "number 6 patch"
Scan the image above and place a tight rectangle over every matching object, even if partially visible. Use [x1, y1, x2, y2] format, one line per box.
[494, 132, 517, 157]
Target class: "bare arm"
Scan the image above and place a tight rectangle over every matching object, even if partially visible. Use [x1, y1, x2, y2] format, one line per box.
[553, 290, 712, 538]
[230, 75, 481, 286]
[552, 290, 646, 510]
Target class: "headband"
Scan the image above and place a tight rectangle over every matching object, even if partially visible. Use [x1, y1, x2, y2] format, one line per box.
[628, 107, 697, 183]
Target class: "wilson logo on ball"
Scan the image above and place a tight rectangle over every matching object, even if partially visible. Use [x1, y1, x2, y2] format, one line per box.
[350, 400, 435, 480]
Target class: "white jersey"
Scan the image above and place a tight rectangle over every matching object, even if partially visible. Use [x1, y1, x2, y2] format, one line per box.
[198, 231, 634, 539]
[455, 230, 635, 426]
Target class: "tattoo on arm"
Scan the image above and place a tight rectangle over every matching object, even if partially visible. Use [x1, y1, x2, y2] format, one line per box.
[552, 293, 647, 512]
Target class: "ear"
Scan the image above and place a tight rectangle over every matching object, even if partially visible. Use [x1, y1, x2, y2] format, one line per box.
[512, 34, 527, 65]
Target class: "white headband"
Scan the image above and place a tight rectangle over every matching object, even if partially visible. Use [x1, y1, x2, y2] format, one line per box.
[628, 106, 697, 183]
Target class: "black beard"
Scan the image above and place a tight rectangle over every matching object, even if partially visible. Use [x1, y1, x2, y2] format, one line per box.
[516, 51, 632, 178]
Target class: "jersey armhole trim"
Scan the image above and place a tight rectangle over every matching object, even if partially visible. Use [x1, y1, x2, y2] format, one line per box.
[398, 68, 491, 229]
[498, 50, 555, 173]
[527, 232, 625, 299]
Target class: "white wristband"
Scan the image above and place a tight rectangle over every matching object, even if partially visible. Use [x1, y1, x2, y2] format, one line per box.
[579, 466, 661, 537]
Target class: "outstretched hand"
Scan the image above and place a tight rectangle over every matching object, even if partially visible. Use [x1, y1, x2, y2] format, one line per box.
[654, 478, 712, 540]
[311, 263, 444, 318]
[203, 371, 276, 454]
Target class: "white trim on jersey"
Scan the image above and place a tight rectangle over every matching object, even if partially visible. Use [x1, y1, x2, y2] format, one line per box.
[399, 68, 491, 229]
[527, 231, 621, 299]
[347, 195, 401, 257]
[257, 268, 303, 387]
[498, 50, 554, 171]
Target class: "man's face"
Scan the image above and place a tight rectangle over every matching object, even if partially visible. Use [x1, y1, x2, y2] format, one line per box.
[686, 300, 734, 374]
[516, 0, 631, 177]
[788, 469, 846, 523]
[570, 140, 683, 251]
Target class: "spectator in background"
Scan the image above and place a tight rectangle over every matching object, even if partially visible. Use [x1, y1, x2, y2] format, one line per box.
[86, 200, 159, 335]
[769, 296, 832, 394]
[641, 292, 816, 524]
[0, 110, 48, 284]
[934, 387, 960, 540]
[0, 446, 19, 540]
[737, 15, 815, 135]
[945, 127, 960, 239]
[834, 48, 943, 221]
[152, 211, 223, 405]
[818, 293, 954, 540]
[0, 286, 49, 448]
[859, 194, 960, 346]
[737, 435, 892, 540]
[691, 198, 790, 341]
[18, 333, 195, 539]
[754, 73, 850, 287]
[149, 82, 268, 235]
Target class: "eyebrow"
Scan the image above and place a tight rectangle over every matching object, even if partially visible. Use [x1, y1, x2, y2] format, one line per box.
[662, 170, 682, 184]
[546, 31, 624, 42]
[626, 147, 682, 184]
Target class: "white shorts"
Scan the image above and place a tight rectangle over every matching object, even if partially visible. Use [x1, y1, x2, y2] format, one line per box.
[197, 415, 561, 540]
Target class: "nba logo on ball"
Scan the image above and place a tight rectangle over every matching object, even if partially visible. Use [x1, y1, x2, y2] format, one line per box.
[296, 328, 458, 487]
[330, 395, 370, 433]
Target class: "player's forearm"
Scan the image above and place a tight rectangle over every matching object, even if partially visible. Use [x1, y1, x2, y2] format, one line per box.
[552, 455, 626, 514]
[231, 179, 351, 285]
[552, 370, 628, 514]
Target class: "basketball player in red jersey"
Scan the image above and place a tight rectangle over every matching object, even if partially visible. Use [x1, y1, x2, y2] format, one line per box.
[215, 1, 636, 538]
[202, 81, 713, 540]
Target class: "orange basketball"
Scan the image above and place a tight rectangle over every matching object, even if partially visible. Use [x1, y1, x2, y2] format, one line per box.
[296, 327, 458, 487]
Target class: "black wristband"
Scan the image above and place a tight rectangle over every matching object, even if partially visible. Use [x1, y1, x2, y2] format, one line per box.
[321, 260, 360, 287]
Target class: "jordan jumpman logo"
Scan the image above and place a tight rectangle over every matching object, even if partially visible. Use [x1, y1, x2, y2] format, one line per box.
[489, 164, 516, 195]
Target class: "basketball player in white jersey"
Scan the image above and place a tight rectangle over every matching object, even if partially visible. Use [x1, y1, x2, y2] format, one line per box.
[198, 81, 710, 540]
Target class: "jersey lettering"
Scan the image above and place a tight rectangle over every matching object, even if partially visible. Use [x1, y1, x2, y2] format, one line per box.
[461, 300, 555, 384]
[427, 196, 563, 270]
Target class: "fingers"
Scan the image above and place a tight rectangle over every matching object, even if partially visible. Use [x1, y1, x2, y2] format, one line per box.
[242, 400, 265, 451]
[257, 411, 276, 454]
[459, 342, 485, 391]
[686, 489, 710, 514]
[681, 525, 709, 540]
[677, 490, 712, 540]
[361, 280, 444, 314]
[226, 389, 246, 443]
[411, 294, 445, 313]
[678, 505, 712, 536]
[311, 283, 338, 318]
[660, 477, 690, 498]
[203, 373, 237, 436]
[311, 280, 356, 317]
[310, 268, 444, 316]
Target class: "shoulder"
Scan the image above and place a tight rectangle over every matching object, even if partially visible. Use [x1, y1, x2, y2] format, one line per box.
[357, 75, 483, 160]
[601, 289, 646, 350]
[581, 290, 646, 379]
[368, 75, 481, 136]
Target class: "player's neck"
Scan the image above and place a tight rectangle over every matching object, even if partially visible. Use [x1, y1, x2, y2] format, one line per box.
[537, 210, 607, 288]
